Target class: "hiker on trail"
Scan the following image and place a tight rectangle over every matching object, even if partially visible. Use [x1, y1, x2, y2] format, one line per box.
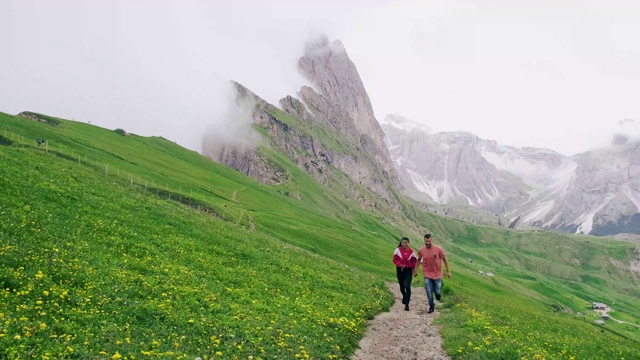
[393, 237, 418, 311]
[417, 233, 450, 314]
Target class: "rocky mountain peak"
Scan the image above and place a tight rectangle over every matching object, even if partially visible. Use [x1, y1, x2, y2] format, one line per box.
[298, 36, 387, 152]
[293, 35, 400, 195]
[204, 38, 402, 211]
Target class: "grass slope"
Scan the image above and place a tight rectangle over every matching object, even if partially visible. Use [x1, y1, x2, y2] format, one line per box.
[1, 111, 639, 359]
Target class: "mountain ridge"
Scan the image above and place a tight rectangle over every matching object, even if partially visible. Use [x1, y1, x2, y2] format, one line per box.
[382, 114, 640, 236]
[203, 36, 401, 212]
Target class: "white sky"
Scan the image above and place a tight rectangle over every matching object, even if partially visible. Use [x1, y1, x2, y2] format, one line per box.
[1, 0, 639, 155]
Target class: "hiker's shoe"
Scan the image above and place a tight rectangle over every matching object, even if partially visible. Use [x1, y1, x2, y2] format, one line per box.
[404, 305, 410, 311]
[435, 293, 441, 301]
[427, 306, 434, 313]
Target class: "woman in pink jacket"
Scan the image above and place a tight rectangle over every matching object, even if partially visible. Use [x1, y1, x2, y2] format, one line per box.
[393, 237, 418, 311]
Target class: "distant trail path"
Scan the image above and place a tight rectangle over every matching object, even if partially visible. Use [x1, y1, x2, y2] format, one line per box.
[608, 316, 640, 328]
[351, 282, 450, 360]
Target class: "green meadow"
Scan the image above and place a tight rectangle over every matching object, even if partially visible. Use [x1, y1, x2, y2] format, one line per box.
[1, 111, 639, 359]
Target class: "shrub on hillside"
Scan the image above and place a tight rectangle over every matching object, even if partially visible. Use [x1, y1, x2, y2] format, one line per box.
[0, 134, 13, 146]
[114, 128, 130, 137]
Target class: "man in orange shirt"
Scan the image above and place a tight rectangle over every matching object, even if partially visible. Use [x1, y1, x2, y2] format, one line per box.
[417, 233, 451, 314]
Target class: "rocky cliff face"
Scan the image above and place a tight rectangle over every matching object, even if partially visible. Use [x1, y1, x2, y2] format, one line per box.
[296, 36, 399, 194]
[383, 114, 640, 236]
[298, 37, 386, 150]
[201, 85, 290, 185]
[382, 114, 529, 214]
[542, 141, 640, 235]
[203, 37, 401, 211]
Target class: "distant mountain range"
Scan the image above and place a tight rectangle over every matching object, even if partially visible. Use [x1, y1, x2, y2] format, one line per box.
[381, 114, 640, 236]
[201, 33, 639, 237]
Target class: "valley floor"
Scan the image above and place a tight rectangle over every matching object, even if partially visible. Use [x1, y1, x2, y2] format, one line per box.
[352, 283, 450, 360]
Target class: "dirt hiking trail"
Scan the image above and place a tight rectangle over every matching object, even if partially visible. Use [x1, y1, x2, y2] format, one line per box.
[351, 282, 451, 360]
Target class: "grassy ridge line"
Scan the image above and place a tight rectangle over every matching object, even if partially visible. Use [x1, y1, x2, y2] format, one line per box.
[0, 115, 306, 222]
[0, 111, 409, 276]
[0, 112, 398, 245]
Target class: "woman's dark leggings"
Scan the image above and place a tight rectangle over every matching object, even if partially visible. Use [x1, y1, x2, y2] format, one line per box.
[396, 267, 413, 305]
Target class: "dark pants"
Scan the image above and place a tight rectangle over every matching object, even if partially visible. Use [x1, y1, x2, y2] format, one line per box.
[396, 267, 413, 305]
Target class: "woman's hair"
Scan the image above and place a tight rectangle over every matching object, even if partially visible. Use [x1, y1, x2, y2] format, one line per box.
[397, 236, 410, 247]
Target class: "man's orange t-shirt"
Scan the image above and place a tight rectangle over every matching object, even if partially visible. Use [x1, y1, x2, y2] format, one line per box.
[417, 245, 446, 279]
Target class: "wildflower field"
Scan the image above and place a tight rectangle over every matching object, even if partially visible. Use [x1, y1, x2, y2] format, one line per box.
[437, 273, 640, 359]
[2, 111, 639, 359]
[0, 144, 397, 358]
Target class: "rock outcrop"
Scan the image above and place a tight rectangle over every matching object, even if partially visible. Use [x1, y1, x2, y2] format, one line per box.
[203, 37, 401, 211]
[202, 85, 290, 186]
[298, 37, 387, 152]
[17, 111, 60, 126]
[293, 36, 400, 205]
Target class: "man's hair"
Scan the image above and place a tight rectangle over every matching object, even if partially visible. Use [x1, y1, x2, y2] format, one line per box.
[424, 233, 432, 239]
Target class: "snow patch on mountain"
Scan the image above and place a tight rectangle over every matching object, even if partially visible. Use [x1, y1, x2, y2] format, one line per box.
[382, 114, 433, 134]
[623, 184, 640, 211]
[477, 183, 499, 203]
[522, 200, 555, 223]
[576, 195, 616, 234]
[542, 205, 564, 228]
[481, 147, 543, 180]
[454, 181, 475, 206]
[544, 161, 576, 196]
[480, 146, 576, 191]
[407, 169, 450, 203]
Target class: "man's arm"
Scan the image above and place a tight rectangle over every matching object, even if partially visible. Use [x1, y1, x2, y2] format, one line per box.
[443, 256, 451, 278]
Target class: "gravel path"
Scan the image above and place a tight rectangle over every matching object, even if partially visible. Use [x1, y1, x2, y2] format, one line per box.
[351, 282, 451, 360]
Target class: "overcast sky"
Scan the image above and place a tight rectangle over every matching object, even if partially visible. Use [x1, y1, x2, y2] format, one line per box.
[2, 0, 639, 156]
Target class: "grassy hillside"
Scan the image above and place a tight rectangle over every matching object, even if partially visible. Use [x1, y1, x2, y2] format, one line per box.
[1, 111, 639, 359]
